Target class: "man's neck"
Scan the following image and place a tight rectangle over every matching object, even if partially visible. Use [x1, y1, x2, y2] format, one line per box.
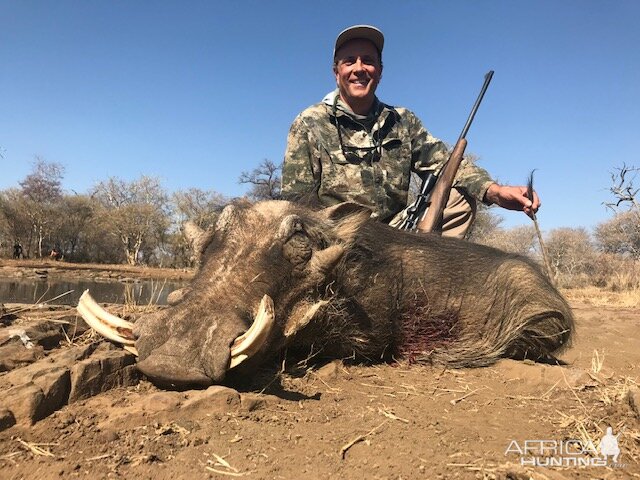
[339, 94, 375, 116]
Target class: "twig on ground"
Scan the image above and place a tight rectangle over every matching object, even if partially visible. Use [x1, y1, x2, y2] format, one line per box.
[259, 355, 287, 394]
[340, 420, 388, 459]
[86, 454, 111, 462]
[204, 467, 251, 477]
[359, 383, 394, 390]
[561, 368, 590, 415]
[15, 438, 55, 457]
[378, 408, 409, 423]
[209, 453, 237, 472]
[204, 452, 253, 476]
[313, 373, 341, 393]
[450, 388, 481, 405]
[540, 379, 562, 399]
[1, 451, 22, 460]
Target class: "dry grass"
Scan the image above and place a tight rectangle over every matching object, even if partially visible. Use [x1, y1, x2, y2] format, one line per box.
[562, 286, 640, 308]
[122, 278, 170, 316]
[550, 368, 640, 463]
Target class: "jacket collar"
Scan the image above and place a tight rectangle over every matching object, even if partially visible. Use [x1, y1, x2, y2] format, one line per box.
[322, 89, 385, 121]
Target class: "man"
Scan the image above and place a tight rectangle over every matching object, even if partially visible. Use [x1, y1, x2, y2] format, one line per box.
[13, 242, 22, 259]
[281, 25, 540, 238]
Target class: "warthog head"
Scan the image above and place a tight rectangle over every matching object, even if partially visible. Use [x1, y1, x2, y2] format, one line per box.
[78, 200, 574, 388]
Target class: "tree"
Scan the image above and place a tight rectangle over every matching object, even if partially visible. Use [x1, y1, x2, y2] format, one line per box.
[172, 188, 227, 228]
[239, 159, 282, 200]
[545, 227, 597, 285]
[475, 224, 537, 257]
[598, 163, 640, 259]
[92, 176, 170, 265]
[51, 194, 97, 259]
[0, 188, 32, 256]
[467, 205, 504, 244]
[606, 163, 639, 214]
[594, 211, 640, 259]
[170, 188, 228, 267]
[19, 157, 65, 258]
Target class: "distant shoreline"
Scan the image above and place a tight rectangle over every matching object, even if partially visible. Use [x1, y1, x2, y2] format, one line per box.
[0, 259, 195, 282]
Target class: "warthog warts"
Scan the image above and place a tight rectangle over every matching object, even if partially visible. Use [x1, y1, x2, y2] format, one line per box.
[78, 200, 574, 388]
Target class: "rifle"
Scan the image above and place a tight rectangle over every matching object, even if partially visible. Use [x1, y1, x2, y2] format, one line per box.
[399, 70, 494, 232]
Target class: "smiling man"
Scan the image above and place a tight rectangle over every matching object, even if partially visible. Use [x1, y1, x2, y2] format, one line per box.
[282, 25, 539, 238]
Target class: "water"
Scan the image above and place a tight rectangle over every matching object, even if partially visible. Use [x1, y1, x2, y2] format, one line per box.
[0, 277, 189, 306]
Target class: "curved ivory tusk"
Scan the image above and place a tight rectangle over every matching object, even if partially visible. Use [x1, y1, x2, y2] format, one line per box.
[77, 290, 136, 347]
[123, 345, 139, 356]
[229, 294, 275, 369]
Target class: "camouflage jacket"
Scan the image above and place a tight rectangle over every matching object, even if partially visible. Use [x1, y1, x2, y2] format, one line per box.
[282, 90, 495, 222]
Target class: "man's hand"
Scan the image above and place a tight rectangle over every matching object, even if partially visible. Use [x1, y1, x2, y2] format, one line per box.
[484, 183, 540, 218]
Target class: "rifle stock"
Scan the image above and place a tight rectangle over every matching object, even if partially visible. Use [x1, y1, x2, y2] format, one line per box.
[415, 70, 493, 234]
[416, 138, 467, 232]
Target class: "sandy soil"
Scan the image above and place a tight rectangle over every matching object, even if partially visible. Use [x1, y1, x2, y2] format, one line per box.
[0, 264, 639, 479]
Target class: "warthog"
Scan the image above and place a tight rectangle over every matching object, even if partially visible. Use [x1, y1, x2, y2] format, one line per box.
[78, 200, 574, 388]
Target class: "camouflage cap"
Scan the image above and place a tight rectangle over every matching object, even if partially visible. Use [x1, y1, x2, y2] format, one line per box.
[333, 25, 384, 60]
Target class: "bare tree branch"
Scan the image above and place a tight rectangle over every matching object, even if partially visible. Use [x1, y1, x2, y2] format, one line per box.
[239, 159, 282, 201]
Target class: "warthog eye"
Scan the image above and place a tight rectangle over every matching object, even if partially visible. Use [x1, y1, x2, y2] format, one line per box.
[283, 232, 313, 272]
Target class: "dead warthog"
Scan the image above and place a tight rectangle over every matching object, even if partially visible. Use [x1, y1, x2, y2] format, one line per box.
[78, 200, 574, 388]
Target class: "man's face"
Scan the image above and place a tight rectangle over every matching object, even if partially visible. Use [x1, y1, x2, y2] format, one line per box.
[334, 39, 382, 110]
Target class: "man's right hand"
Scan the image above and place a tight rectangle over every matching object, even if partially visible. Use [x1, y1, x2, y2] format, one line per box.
[484, 183, 541, 218]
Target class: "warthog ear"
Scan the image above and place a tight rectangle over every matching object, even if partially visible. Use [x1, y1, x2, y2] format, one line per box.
[321, 202, 371, 222]
[309, 244, 345, 276]
[283, 299, 329, 339]
[277, 214, 305, 241]
[320, 202, 371, 244]
[184, 221, 215, 265]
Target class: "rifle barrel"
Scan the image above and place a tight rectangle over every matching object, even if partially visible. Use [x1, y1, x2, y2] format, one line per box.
[458, 70, 494, 141]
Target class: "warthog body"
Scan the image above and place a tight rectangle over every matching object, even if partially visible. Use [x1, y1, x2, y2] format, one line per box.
[132, 200, 573, 387]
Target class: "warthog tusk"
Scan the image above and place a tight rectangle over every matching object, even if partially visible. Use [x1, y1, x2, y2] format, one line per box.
[229, 294, 275, 369]
[77, 290, 137, 350]
[123, 345, 139, 356]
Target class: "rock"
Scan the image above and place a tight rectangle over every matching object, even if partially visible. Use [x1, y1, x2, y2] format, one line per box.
[166, 288, 187, 306]
[50, 343, 98, 366]
[32, 367, 71, 417]
[495, 360, 595, 393]
[0, 342, 139, 426]
[0, 343, 45, 372]
[1, 344, 96, 389]
[500, 464, 570, 480]
[68, 348, 138, 402]
[23, 320, 67, 349]
[0, 310, 15, 326]
[0, 319, 67, 351]
[0, 409, 16, 432]
[181, 386, 241, 413]
[0, 367, 71, 425]
[240, 393, 269, 412]
[0, 383, 45, 426]
[628, 386, 640, 418]
[139, 392, 184, 412]
[315, 360, 343, 381]
[98, 429, 120, 443]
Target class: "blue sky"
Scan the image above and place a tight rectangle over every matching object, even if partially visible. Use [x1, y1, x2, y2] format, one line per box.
[1, 1, 638, 230]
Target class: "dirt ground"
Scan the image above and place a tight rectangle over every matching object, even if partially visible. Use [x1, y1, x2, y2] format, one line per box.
[0, 263, 639, 479]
